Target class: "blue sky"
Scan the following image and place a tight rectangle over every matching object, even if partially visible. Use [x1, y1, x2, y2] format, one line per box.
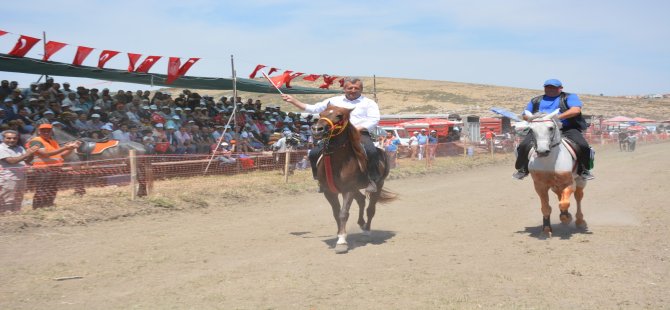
[2, 0, 668, 96]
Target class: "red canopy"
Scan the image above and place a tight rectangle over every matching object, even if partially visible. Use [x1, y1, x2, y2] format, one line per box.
[633, 117, 656, 123]
[605, 116, 636, 123]
[399, 118, 459, 136]
[627, 125, 647, 131]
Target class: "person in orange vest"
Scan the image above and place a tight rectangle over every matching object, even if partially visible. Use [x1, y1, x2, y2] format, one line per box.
[27, 123, 81, 209]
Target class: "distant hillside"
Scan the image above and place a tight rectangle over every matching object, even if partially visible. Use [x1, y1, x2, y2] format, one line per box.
[165, 77, 670, 121]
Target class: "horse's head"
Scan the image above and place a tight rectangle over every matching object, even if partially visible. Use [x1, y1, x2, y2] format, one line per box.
[528, 110, 562, 156]
[312, 103, 352, 140]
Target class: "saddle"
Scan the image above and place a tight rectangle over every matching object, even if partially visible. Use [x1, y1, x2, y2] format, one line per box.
[76, 140, 120, 156]
[561, 138, 579, 161]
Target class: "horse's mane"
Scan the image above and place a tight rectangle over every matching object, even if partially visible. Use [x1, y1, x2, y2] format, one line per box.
[343, 117, 367, 173]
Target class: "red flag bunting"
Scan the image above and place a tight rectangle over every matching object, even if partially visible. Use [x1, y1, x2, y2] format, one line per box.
[319, 75, 338, 89]
[0, 30, 8, 37]
[177, 57, 199, 76]
[98, 50, 120, 68]
[267, 67, 279, 76]
[8, 35, 41, 57]
[338, 78, 345, 87]
[42, 41, 67, 61]
[285, 72, 304, 88]
[303, 74, 320, 81]
[269, 70, 293, 88]
[249, 64, 266, 79]
[127, 53, 141, 72]
[166, 57, 181, 84]
[135, 55, 162, 73]
[72, 46, 94, 66]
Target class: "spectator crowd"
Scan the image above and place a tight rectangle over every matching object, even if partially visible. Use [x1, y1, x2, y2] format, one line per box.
[0, 78, 318, 155]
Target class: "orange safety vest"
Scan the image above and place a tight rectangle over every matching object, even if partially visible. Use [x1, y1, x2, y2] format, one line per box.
[27, 136, 65, 167]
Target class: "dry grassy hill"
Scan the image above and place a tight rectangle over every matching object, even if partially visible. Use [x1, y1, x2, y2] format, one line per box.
[168, 77, 670, 120]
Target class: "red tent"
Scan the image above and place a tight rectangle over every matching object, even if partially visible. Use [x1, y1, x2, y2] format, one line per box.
[605, 116, 636, 123]
[398, 118, 460, 137]
[633, 117, 656, 123]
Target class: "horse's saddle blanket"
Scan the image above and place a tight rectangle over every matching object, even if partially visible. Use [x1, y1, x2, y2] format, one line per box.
[76, 140, 119, 155]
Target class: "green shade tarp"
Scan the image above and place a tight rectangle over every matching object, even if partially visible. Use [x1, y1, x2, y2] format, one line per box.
[0, 54, 340, 94]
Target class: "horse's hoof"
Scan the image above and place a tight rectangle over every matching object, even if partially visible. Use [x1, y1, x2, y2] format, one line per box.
[334, 243, 349, 254]
[559, 212, 573, 225]
[541, 226, 553, 238]
[359, 231, 372, 243]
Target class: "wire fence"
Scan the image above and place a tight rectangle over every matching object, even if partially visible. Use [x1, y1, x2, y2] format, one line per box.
[2, 133, 668, 212]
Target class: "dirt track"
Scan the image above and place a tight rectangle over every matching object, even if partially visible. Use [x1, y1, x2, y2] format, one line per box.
[1, 142, 669, 309]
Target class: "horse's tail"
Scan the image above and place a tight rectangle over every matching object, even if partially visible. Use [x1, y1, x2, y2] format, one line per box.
[376, 188, 398, 204]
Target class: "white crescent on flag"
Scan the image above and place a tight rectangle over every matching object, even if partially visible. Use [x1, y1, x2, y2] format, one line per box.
[18, 38, 26, 50]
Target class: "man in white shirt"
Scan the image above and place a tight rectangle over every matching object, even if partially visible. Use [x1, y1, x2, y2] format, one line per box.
[281, 77, 381, 192]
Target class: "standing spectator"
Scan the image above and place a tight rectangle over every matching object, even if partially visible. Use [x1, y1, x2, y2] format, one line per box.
[61, 82, 74, 97]
[383, 131, 400, 169]
[21, 82, 39, 100]
[409, 131, 419, 160]
[427, 130, 438, 160]
[0, 130, 39, 212]
[417, 129, 428, 160]
[0, 80, 11, 100]
[27, 124, 81, 209]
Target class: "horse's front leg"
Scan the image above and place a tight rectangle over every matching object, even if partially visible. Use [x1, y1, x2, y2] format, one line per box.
[332, 191, 355, 254]
[533, 182, 552, 236]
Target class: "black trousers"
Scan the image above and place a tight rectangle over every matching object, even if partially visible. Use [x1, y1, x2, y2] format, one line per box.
[515, 128, 591, 173]
[309, 131, 380, 182]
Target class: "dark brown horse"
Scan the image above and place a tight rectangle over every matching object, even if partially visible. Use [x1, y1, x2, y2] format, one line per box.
[312, 104, 397, 253]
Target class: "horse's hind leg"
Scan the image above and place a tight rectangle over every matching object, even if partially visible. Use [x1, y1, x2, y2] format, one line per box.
[574, 184, 587, 230]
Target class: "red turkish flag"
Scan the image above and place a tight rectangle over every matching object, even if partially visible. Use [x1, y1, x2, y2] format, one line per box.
[97, 50, 120, 68]
[72, 46, 94, 66]
[166, 57, 181, 84]
[269, 70, 292, 88]
[302, 74, 320, 81]
[267, 67, 279, 76]
[127, 53, 142, 72]
[8, 35, 41, 57]
[319, 75, 338, 89]
[249, 64, 266, 79]
[0, 30, 8, 37]
[338, 78, 345, 87]
[42, 41, 67, 61]
[177, 57, 199, 76]
[285, 72, 304, 88]
[135, 55, 162, 73]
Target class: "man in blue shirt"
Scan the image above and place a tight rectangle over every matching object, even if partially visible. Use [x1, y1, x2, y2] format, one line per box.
[513, 79, 594, 180]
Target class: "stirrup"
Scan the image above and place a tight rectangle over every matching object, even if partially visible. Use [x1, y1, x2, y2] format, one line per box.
[512, 169, 528, 180]
[580, 170, 595, 180]
[365, 181, 377, 193]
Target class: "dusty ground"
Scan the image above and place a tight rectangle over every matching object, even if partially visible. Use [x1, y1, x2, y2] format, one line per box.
[1, 142, 668, 309]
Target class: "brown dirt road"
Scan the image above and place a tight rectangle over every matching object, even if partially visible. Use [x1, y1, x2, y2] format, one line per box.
[1, 142, 669, 309]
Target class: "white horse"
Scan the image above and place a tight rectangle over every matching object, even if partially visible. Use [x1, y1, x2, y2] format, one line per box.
[515, 111, 588, 237]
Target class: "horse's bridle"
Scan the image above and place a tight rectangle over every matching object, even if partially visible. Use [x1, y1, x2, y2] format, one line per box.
[318, 117, 348, 140]
[530, 119, 562, 150]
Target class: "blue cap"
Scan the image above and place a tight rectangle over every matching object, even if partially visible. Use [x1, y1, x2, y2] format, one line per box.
[543, 79, 562, 87]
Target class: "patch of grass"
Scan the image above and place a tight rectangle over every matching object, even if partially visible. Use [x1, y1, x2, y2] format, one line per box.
[148, 196, 177, 209]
